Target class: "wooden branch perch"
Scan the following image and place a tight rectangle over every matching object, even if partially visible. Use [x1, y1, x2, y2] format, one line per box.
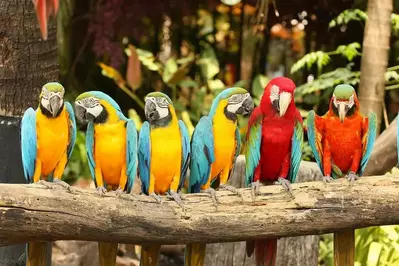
[1, 163, 399, 246]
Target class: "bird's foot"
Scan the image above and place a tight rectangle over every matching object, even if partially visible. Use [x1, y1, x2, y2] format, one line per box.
[36, 180, 54, 189]
[250, 180, 261, 201]
[219, 183, 243, 199]
[53, 178, 73, 192]
[274, 177, 292, 192]
[115, 188, 124, 197]
[322, 175, 334, 183]
[150, 192, 162, 204]
[200, 188, 219, 206]
[347, 171, 359, 184]
[167, 190, 184, 210]
[96, 186, 107, 196]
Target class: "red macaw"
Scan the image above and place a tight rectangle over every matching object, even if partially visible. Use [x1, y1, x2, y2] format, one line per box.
[307, 84, 377, 265]
[245, 77, 303, 266]
[32, 0, 59, 40]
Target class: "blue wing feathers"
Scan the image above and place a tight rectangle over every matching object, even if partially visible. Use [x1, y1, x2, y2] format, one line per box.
[126, 119, 138, 193]
[244, 114, 262, 187]
[359, 112, 377, 176]
[65, 102, 77, 161]
[86, 122, 96, 185]
[178, 120, 190, 191]
[189, 116, 215, 193]
[288, 119, 303, 183]
[307, 111, 323, 171]
[138, 121, 151, 195]
[21, 108, 37, 183]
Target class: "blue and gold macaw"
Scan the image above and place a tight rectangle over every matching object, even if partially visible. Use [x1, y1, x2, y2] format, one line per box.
[185, 87, 254, 266]
[21, 82, 76, 266]
[74, 91, 138, 266]
[138, 92, 190, 266]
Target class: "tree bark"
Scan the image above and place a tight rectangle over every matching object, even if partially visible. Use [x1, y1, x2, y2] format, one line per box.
[0, 0, 58, 116]
[358, 0, 393, 133]
[1, 174, 399, 246]
[0, 0, 58, 265]
[205, 158, 321, 266]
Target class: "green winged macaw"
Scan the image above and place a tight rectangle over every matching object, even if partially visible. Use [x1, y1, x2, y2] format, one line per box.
[21, 82, 76, 266]
[185, 87, 254, 266]
[74, 91, 138, 266]
[138, 92, 190, 266]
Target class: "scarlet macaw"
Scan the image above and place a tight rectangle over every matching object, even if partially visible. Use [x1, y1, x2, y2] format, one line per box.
[245, 77, 303, 266]
[32, 0, 59, 40]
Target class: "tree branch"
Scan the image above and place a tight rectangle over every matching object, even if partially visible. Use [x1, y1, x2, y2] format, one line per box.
[0, 163, 398, 246]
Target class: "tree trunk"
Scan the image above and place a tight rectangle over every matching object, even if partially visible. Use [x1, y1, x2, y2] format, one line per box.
[0, 0, 58, 265]
[358, 0, 393, 134]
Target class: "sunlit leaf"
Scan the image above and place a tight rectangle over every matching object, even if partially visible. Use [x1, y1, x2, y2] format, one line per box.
[367, 242, 382, 266]
[335, 42, 361, 61]
[125, 45, 142, 90]
[329, 9, 367, 28]
[291, 51, 331, 74]
[252, 74, 268, 99]
[136, 48, 160, 71]
[198, 44, 220, 79]
[98, 62, 126, 88]
[208, 79, 225, 90]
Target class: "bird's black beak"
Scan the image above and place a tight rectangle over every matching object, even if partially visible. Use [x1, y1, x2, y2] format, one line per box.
[145, 100, 159, 121]
[74, 103, 89, 123]
[49, 95, 62, 117]
[236, 96, 254, 115]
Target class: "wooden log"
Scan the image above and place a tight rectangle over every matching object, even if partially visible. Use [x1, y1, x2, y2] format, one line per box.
[1, 167, 399, 246]
[205, 157, 322, 266]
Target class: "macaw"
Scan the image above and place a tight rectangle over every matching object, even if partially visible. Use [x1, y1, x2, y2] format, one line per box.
[307, 84, 376, 265]
[32, 0, 59, 40]
[74, 91, 138, 266]
[138, 92, 190, 266]
[245, 77, 303, 266]
[185, 87, 254, 266]
[20, 82, 76, 266]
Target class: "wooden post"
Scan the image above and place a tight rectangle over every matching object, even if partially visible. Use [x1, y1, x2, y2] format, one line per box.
[205, 158, 322, 266]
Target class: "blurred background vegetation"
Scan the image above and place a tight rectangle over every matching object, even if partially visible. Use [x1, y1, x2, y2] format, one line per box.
[55, 0, 399, 265]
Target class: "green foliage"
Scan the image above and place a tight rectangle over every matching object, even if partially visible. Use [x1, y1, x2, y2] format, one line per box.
[335, 43, 362, 61]
[64, 130, 91, 183]
[329, 9, 367, 28]
[291, 51, 331, 74]
[393, 14, 399, 36]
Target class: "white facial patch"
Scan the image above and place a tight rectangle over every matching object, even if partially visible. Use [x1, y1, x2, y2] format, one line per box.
[270, 85, 279, 102]
[40, 86, 64, 113]
[78, 96, 103, 118]
[332, 93, 355, 108]
[226, 93, 250, 113]
[146, 96, 170, 119]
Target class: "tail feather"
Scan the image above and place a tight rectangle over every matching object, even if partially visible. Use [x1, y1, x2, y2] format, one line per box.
[185, 243, 206, 266]
[26, 242, 48, 266]
[140, 245, 161, 266]
[98, 242, 118, 266]
[254, 239, 277, 266]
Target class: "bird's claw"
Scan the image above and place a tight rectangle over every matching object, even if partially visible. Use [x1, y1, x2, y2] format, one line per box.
[53, 178, 72, 192]
[251, 181, 261, 200]
[347, 171, 359, 183]
[322, 175, 334, 183]
[201, 188, 219, 206]
[96, 186, 107, 196]
[274, 177, 292, 192]
[167, 190, 184, 210]
[219, 184, 240, 195]
[150, 192, 162, 203]
[36, 180, 54, 189]
[115, 188, 124, 197]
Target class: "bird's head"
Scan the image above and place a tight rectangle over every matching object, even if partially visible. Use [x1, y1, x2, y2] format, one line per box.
[330, 84, 359, 123]
[261, 77, 296, 117]
[74, 91, 121, 124]
[144, 92, 174, 127]
[209, 87, 254, 120]
[39, 82, 65, 118]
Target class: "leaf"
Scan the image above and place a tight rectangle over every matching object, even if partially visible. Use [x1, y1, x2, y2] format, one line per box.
[178, 79, 199, 88]
[176, 55, 195, 65]
[335, 42, 361, 61]
[125, 45, 142, 90]
[381, 226, 399, 241]
[290, 51, 331, 74]
[136, 48, 160, 71]
[163, 57, 191, 86]
[233, 80, 249, 88]
[252, 74, 269, 99]
[98, 62, 126, 88]
[385, 71, 399, 82]
[329, 9, 367, 29]
[208, 79, 225, 90]
[367, 242, 382, 266]
[198, 44, 220, 79]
